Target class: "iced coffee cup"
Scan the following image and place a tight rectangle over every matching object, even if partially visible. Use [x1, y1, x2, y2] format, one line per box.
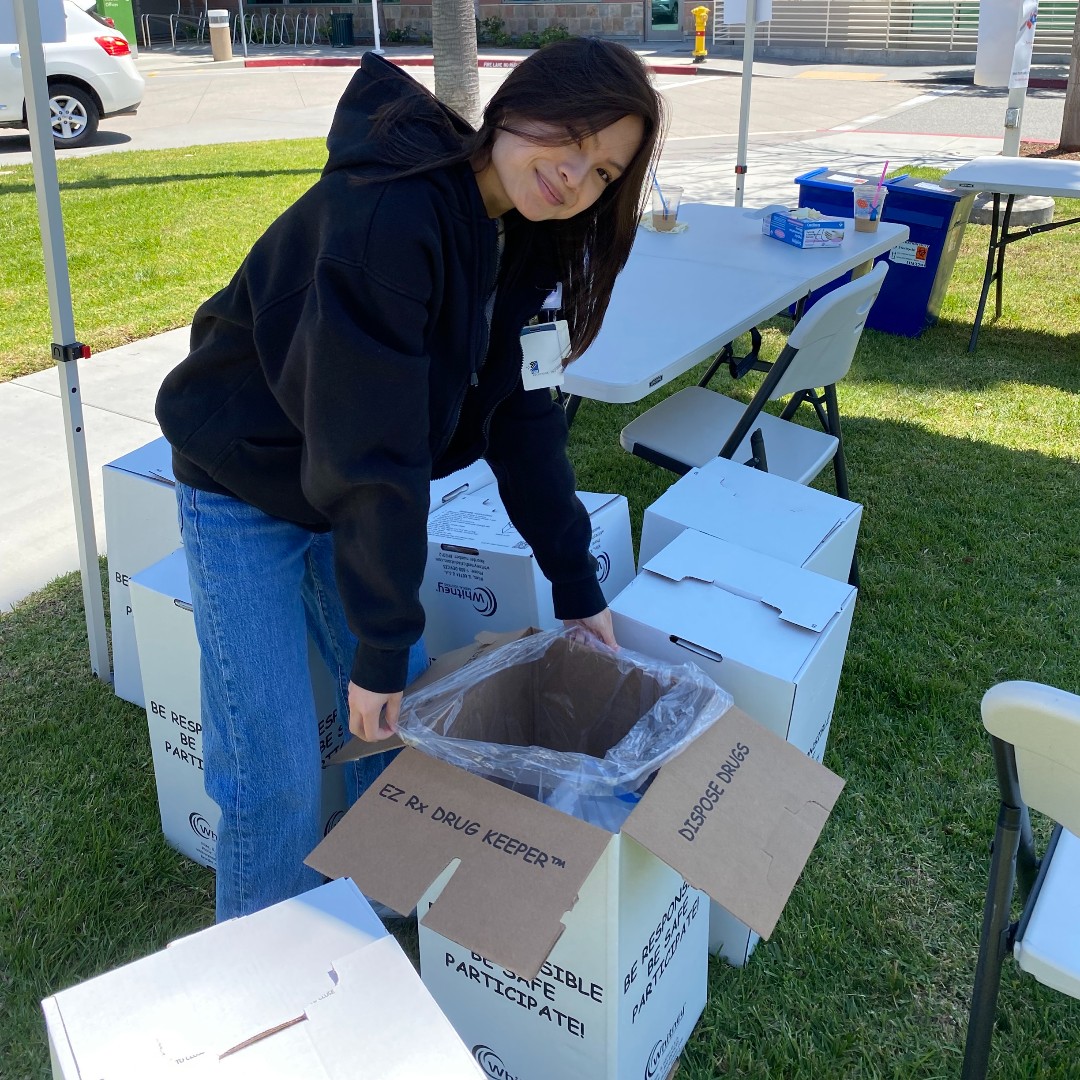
[651, 184, 683, 232]
[853, 182, 886, 232]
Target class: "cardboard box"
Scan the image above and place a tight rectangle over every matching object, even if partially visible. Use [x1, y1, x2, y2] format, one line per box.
[609, 530, 857, 965]
[762, 209, 845, 248]
[41, 878, 483, 1079]
[421, 488, 635, 657]
[308, 634, 844, 1079]
[103, 438, 179, 707]
[430, 459, 496, 511]
[129, 549, 347, 868]
[639, 456, 862, 582]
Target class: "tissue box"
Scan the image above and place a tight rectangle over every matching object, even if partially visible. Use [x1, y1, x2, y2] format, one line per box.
[763, 210, 844, 248]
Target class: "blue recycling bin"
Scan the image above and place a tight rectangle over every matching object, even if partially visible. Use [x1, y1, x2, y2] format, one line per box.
[794, 168, 975, 337]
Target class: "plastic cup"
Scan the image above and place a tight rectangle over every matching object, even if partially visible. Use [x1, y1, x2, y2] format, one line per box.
[651, 184, 684, 232]
[853, 182, 886, 232]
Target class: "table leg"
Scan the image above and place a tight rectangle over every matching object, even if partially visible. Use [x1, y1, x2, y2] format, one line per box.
[993, 195, 1016, 320]
[968, 194, 1002, 353]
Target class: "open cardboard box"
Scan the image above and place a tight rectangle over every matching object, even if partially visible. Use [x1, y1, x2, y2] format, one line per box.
[41, 878, 482, 1078]
[309, 631, 844, 1080]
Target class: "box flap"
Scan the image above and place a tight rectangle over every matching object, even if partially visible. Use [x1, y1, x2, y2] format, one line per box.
[104, 436, 175, 485]
[642, 530, 850, 633]
[429, 461, 496, 513]
[575, 490, 622, 516]
[129, 547, 190, 604]
[307, 748, 612, 979]
[45, 879, 389, 1078]
[623, 708, 844, 939]
[329, 629, 543, 765]
[650, 459, 855, 566]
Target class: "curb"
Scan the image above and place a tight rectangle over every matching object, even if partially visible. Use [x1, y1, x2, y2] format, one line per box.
[242, 55, 704, 76]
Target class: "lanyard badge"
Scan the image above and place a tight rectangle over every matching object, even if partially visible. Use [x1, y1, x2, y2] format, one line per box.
[521, 284, 568, 389]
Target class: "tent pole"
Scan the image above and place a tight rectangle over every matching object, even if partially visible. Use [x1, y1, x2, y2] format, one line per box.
[734, 0, 757, 207]
[14, 0, 111, 682]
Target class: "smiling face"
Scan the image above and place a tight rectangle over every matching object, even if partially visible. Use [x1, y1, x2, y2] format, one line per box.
[474, 114, 646, 221]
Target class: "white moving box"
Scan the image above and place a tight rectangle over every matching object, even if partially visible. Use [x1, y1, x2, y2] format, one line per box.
[130, 549, 347, 868]
[103, 438, 179, 708]
[41, 878, 483, 1079]
[309, 635, 845, 1079]
[609, 530, 857, 966]
[104, 444, 492, 708]
[639, 456, 862, 582]
[421, 487, 635, 657]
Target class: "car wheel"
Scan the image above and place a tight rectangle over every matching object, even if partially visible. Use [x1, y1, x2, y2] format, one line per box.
[48, 83, 100, 149]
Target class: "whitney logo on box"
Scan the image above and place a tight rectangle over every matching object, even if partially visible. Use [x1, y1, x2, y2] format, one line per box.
[436, 582, 498, 616]
[595, 550, 611, 584]
[324, 809, 345, 835]
[645, 1004, 686, 1080]
[188, 811, 216, 842]
[472, 1044, 519, 1080]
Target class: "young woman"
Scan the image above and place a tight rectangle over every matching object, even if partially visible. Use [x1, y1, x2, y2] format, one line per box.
[155, 38, 665, 921]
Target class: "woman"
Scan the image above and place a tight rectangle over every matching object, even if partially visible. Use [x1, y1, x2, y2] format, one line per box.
[155, 38, 665, 921]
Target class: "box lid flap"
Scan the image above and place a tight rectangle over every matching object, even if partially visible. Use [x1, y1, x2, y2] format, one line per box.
[576, 490, 622, 515]
[623, 708, 844, 939]
[45, 879, 389, 1077]
[307, 749, 611, 979]
[129, 547, 190, 603]
[105, 436, 175, 485]
[653, 460, 855, 562]
[329, 629, 543, 765]
[642, 530, 851, 632]
[429, 461, 496, 513]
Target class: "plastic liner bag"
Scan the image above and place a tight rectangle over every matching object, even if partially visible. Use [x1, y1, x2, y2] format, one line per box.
[394, 628, 733, 830]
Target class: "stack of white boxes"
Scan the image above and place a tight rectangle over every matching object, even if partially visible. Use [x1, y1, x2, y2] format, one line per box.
[105, 442, 633, 866]
[609, 455, 862, 965]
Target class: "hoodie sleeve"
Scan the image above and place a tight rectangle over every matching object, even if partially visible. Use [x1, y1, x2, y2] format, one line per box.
[254, 184, 443, 693]
[484, 381, 606, 622]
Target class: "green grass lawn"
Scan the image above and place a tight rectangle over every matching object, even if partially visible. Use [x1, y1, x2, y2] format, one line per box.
[3, 148, 1080, 1078]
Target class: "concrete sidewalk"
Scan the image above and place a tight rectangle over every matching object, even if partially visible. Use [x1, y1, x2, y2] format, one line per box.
[0, 52, 1007, 612]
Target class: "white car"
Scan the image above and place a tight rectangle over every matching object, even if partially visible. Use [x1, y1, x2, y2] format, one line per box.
[1, 0, 144, 148]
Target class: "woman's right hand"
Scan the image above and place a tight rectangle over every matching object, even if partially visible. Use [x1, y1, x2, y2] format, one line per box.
[348, 681, 403, 741]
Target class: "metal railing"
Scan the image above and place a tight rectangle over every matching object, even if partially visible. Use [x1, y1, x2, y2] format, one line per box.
[712, 0, 1076, 60]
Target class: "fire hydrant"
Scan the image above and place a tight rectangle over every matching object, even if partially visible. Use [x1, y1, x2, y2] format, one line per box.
[691, 6, 709, 64]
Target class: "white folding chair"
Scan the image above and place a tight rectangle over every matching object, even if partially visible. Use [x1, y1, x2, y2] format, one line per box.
[961, 680, 1080, 1079]
[619, 261, 888, 503]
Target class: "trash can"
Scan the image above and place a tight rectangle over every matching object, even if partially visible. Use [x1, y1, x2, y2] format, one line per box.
[330, 11, 355, 47]
[794, 167, 976, 337]
[207, 9, 232, 63]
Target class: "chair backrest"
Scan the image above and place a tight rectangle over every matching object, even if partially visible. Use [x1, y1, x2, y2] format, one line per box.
[769, 261, 888, 401]
[982, 680, 1080, 835]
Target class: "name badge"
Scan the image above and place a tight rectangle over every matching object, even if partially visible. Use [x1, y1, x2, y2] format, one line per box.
[520, 320, 570, 389]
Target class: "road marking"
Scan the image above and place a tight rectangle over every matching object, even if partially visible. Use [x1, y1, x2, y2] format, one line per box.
[664, 128, 818, 142]
[830, 89, 961, 131]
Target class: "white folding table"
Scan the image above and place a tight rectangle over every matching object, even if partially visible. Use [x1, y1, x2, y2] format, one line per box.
[942, 157, 1080, 351]
[561, 202, 910, 409]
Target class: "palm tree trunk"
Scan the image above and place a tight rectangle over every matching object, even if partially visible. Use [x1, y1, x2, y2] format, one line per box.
[1061, 12, 1080, 149]
[432, 0, 481, 128]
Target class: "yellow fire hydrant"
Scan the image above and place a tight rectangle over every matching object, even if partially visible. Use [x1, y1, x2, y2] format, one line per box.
[691, 6, 709, 64]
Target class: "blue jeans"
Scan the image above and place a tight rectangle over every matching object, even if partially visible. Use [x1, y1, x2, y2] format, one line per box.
[176, 482, 428, 921]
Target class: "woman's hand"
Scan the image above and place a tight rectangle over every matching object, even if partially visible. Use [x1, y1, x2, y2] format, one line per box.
[348, 681, 403, 741]
[562, 608, 618, 649]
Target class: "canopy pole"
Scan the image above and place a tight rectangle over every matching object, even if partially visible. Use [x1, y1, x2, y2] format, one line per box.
[14, 0, 111, 681]
[734, 0, 757, 207]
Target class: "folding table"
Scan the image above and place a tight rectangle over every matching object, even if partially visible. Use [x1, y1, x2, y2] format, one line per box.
[561, 203, 909, 410]
[942, 156, 1080, 351]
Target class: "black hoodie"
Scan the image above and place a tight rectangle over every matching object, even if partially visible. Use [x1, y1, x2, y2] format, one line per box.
[156, 55, 604, 693]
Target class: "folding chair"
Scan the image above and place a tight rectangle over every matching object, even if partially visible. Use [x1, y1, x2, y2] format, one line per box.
[619, 261, 888, 503]
[961, 680, 1080, 1079]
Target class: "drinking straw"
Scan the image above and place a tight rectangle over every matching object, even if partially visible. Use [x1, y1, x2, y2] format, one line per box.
[872, 161, 889, 210]
[651, 170, 669, 219]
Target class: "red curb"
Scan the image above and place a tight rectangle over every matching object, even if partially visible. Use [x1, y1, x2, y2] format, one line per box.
[244, 55, 701, 75]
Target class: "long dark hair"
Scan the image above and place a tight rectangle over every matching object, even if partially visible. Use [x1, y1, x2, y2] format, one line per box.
[367, 40, 665, 359]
